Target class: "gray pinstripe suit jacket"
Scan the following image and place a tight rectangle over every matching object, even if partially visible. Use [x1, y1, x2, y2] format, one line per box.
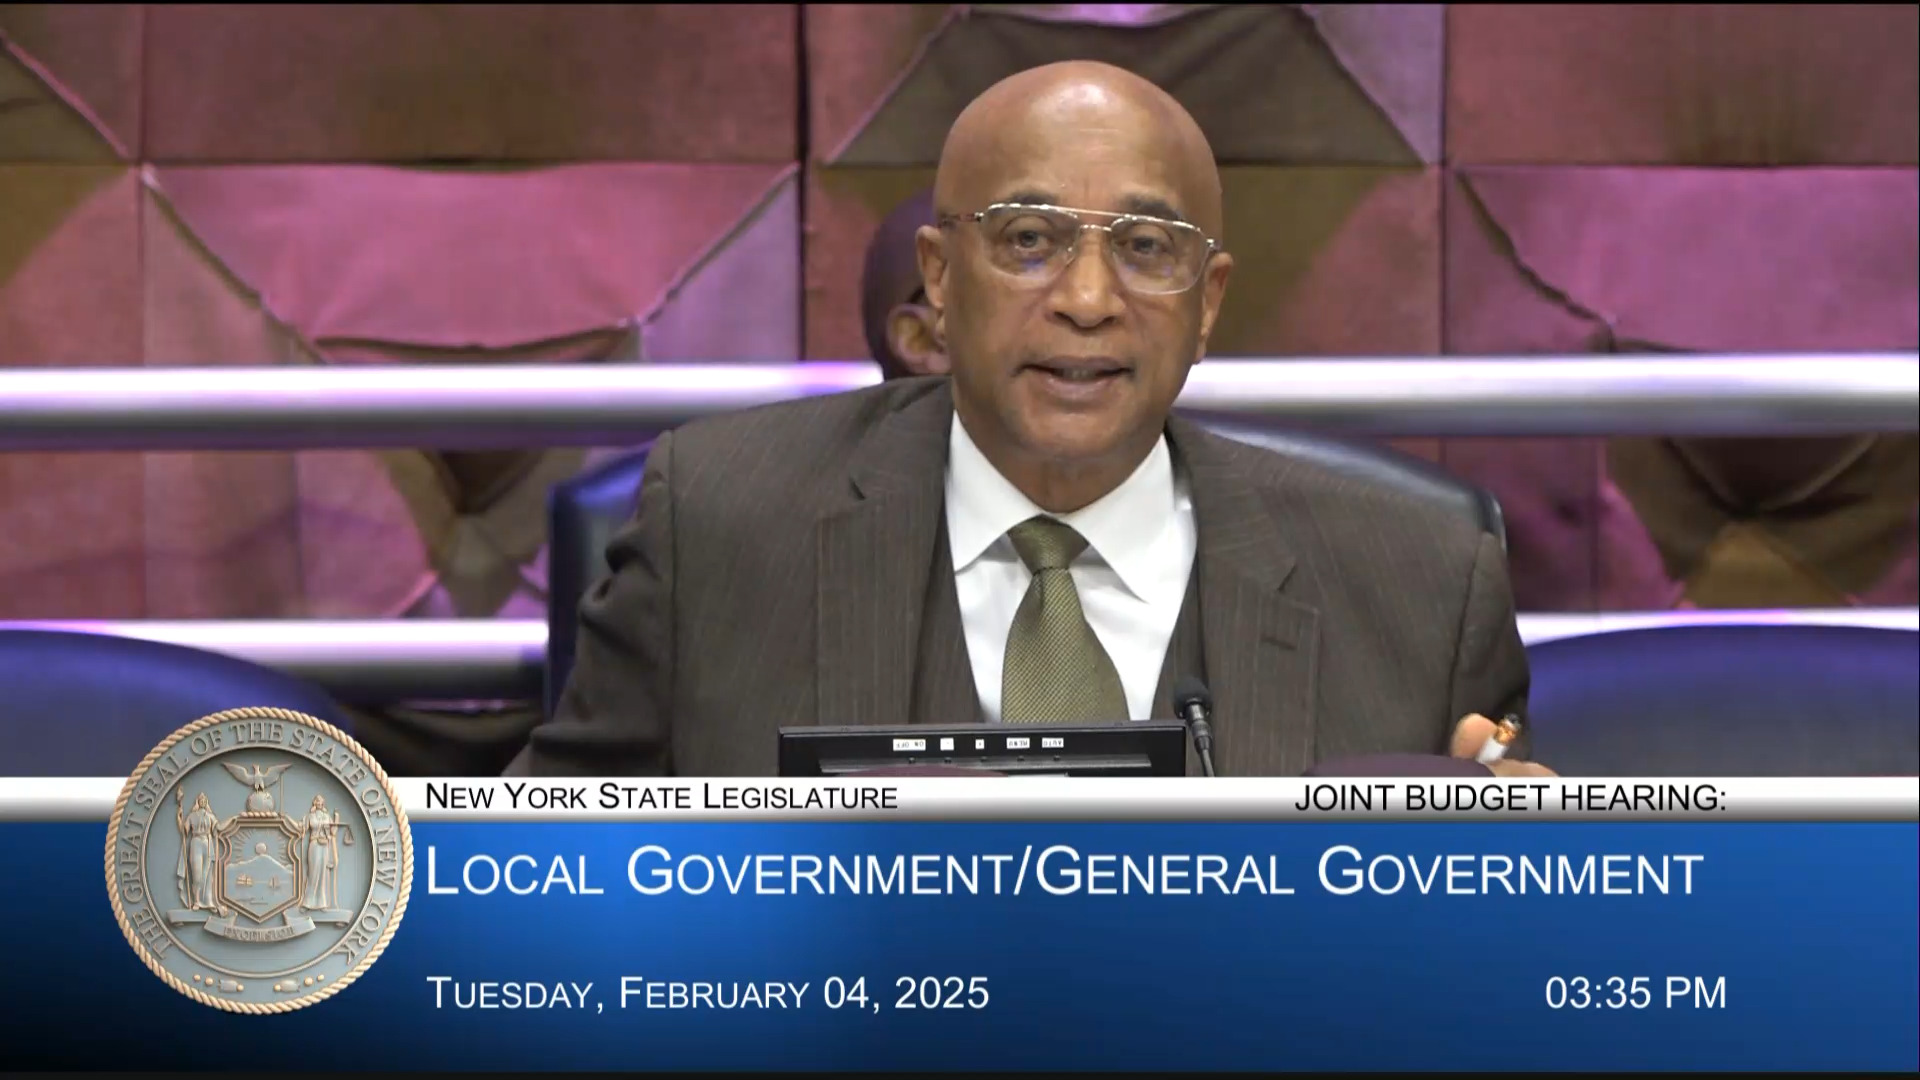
[511, 377, 1528, 777]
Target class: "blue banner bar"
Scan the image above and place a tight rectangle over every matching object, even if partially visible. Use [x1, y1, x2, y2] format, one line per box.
[5, 821, 1915, 1071]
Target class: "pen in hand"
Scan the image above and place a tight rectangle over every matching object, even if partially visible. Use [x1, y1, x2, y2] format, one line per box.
[1474, 714, 1524, 765]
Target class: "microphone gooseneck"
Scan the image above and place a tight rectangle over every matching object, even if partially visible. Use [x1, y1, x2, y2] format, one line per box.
[1172, 676, 1218, 778]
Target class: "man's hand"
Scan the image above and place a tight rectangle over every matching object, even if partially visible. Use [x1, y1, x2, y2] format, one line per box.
[1451, 714, 1558, 778]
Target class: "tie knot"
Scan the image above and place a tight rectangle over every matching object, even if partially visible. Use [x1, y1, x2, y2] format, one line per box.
[1008, 516, 1089, 572]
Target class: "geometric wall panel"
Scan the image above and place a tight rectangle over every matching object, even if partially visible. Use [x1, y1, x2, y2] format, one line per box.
[1441, 166, 1920, 612]
[807, 3, 954, 164]
[0, 165, 140, 365]
[641, 170, 803, 363]
[0, 4, 142, 161]
[143, 181, 399, 621]
[1447, 422, 1918, 613]
[0, 244, 157, 620]
[0, 446, 149, 617]
[144, 4, 799, 162]
[1210, 165, 1441, 357]
[1603, 433, 1920, 609]
[1448, 166, 1920, 354]
[139, 161, 803, 623]
[1449, 4, 1919, 166]
[0, 166, 145, 618]
[814, 3, 1441, 166]
[151, 162, 800, 357]
[801, 164, 937, 361]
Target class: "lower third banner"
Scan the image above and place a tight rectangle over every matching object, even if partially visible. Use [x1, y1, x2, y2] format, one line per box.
[3, 821, 1915, 1071]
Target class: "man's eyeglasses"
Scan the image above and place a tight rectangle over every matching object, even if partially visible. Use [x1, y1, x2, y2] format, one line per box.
[939, 202, 1218, 296]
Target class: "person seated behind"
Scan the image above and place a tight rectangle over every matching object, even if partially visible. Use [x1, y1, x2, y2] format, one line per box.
[513, 61, 1548, 779]
[862, 188, 947, 380]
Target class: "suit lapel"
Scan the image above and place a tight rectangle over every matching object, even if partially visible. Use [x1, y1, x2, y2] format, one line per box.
[913, 521, 983, 724]
[816, 383, 954, 727]
[1170, 416, 1320, 776]
[1151, 572, 1204, 717]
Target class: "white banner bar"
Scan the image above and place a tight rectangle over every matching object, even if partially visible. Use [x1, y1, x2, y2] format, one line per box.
[5, 777, 1914, 823]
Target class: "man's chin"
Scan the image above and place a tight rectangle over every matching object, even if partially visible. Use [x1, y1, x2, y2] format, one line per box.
[1012, 419, 1134, 469]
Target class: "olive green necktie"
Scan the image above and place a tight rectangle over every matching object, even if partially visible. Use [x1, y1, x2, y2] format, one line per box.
[1000, 516, 1129, 723]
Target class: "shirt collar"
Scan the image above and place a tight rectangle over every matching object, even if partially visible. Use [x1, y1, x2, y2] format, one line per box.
[945, 413, 1185, 606]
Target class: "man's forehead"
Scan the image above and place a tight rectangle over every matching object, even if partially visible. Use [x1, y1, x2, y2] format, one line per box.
[950, 120, 1198, 212]
[936, 64, 1222, 232]
[991, 186, 1190, 223]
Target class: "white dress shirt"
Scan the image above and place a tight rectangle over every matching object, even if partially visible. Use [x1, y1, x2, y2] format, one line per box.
[945, 414, 1197, 722]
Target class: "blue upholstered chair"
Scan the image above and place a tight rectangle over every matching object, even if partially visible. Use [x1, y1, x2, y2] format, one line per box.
[0, 629, 352, 777]
[1525, 624, 1919, 776]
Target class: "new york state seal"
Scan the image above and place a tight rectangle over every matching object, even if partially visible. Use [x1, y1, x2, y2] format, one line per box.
[104, 707, 413, 1012]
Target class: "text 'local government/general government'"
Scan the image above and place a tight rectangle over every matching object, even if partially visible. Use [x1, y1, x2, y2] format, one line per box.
[422, 844, 1704, 899]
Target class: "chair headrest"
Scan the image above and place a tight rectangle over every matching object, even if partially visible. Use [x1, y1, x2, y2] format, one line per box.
[0, 630, 350, 777]
[1526, 624, 1920, 777]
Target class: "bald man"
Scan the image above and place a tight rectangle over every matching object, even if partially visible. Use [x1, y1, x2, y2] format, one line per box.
[513, 62, 1541, 778]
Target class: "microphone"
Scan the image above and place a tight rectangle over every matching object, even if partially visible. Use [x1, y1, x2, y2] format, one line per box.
[1172, 677, 1218, 778]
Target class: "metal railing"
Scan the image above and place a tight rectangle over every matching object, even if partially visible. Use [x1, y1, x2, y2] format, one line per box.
[2, 354, 1914, 703]
[3, 609, 1914, 702]
[0, 354, 1914, 450]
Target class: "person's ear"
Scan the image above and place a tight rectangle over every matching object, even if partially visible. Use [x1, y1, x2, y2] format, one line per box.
[915, 224, 950, 331]
[887, 303, 949, 376]
[1193, 250, 1234, 364]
